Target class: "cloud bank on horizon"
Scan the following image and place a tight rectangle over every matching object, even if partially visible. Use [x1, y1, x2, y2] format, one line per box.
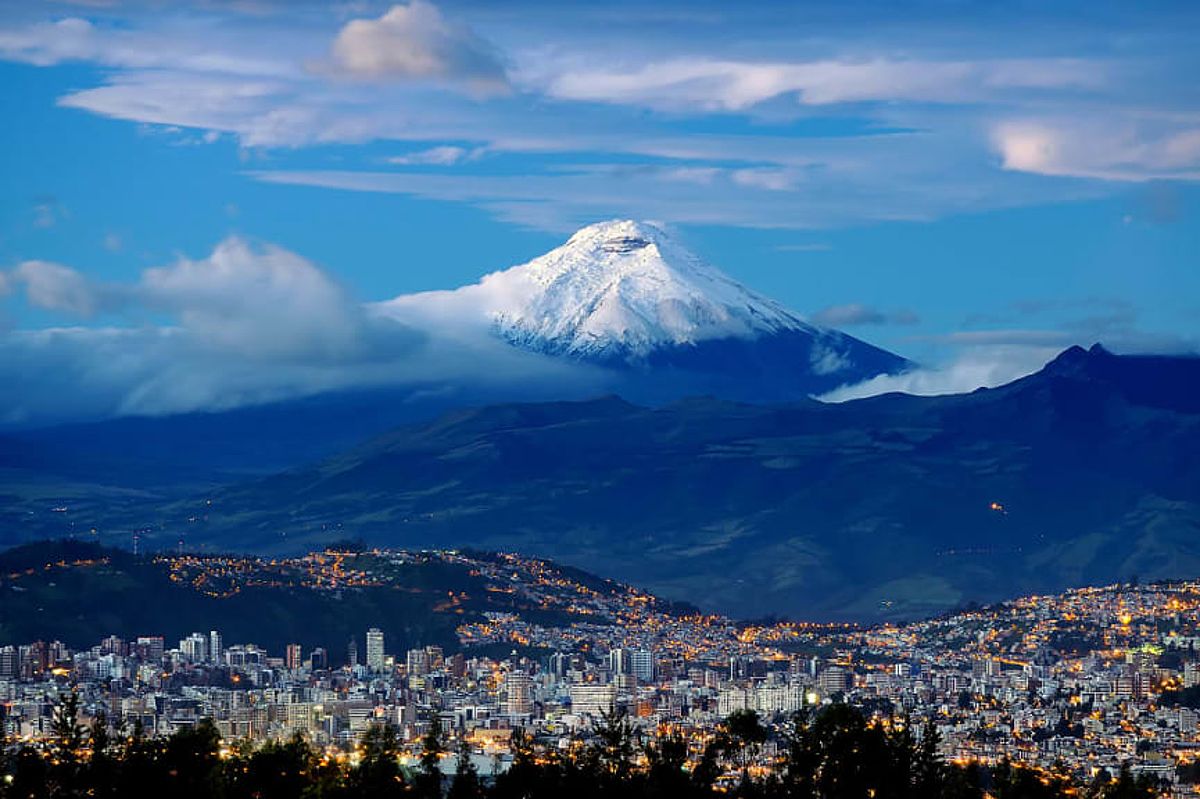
[0, 0, 1198, 423]
[0, 238, 608, 424]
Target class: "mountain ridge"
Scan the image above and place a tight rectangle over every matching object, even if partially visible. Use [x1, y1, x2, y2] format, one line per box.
[85, 344, 1198, 622]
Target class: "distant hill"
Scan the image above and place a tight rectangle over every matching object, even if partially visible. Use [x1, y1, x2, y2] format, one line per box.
[0, 540, 681, 654]
[0, 540, 485, 654]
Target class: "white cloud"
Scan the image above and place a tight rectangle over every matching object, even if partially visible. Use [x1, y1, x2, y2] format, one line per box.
[0, 237, 604, 424]
[993, 119, 1200, 181]
[0, 16, 291, 76]
[821, 323, 1200, 402]
[820, 343, 1061, 401]
[0, 2, 1194, 234]
[0, 17, 98, 67]
[11, 260, 102, 316]
[542, 57, 1104, 112]
[730, 167, 801, 191]
[388, 145, 478, 165]
[7, 238, 408, 362]
[138, 237, 376, 361]
[328, 1, 509, 93]
[247, 141, 1104, 232]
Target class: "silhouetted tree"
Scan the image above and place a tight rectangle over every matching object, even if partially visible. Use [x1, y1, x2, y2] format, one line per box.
[228, 733, 315, 799]
[643, 732, 691, 799]
[414, 714, 446, 799]
[447, 741, 484, 799]
[353, 722, 407, 799]
[725, 709, 768, 775]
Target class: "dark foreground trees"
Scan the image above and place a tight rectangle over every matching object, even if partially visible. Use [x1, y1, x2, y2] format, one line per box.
[0, 697, 1165, 799]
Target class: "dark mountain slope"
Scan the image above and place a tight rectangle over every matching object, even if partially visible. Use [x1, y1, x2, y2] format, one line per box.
[142, 345, 1200, 621]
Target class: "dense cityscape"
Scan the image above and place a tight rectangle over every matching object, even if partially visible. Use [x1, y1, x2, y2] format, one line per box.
[2, 548, 1198, 795]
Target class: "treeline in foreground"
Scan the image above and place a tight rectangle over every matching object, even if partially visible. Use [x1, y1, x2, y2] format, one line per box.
[1, 696, 1165, 799]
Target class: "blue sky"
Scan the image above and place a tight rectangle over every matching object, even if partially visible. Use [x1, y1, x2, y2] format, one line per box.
[0, 0, 1198, 422]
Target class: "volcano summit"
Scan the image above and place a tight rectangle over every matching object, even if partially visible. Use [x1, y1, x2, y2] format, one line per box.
[380, 220, 911, 401]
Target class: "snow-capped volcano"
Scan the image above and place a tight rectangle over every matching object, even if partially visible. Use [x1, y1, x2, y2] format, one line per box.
[380, 219, 910, 399]
[486, 219, 810, 359]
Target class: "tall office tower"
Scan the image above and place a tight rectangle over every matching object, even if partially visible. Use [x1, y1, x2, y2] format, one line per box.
[181, 633, 208, 663]
[505, 671, 534, 715]
[347, 637, 358, 668]
[47, 641, 70, 666]
[570, 684, 616, 717]
[0, 646, 16, 678]
[406, 648, 429, 676]
[136, 636, 165, 663]
[310, 647, 328, 671]
[424, 645, 444, 670]
[610, 648, 654, 683]
[210, 630, 223, 665]
[818, 666, 851, 695]
[286, 643, 303, 671]
[366, 628, 385, 672]
[630, 650, 655, 683]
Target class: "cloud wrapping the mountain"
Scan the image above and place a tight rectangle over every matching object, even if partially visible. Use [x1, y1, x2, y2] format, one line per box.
[0, 238, 600, 425]
[822, 322, 1200, 403]
[138, 238, 375, 361]
[820, 343, 1062, 401]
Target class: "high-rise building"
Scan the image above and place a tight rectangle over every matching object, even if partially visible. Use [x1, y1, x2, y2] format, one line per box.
[310, 647, 328, 671]
[210, 630, 223, 665]
[570, 684, 615, 717]
[818, 666, 850, 696]
[630, 650, 654, 683]
[406, 648, 429, 676]
[366, 628, 385, 672]
[180, 633, 208, 663]
[505, 672, 534, 715]
[347, 638, 358, 668]
[285, 643, 303, 671]
[0, 646, 16, 678]
[611, 648, 654, 683]
[548, 652, 570, 678]
[135, 636, 164, 663]
[610, 648, 631, 676]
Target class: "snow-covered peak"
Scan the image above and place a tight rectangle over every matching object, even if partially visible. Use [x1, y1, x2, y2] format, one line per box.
[382, 219, 814, 362]
[503, 219, 816, 358]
